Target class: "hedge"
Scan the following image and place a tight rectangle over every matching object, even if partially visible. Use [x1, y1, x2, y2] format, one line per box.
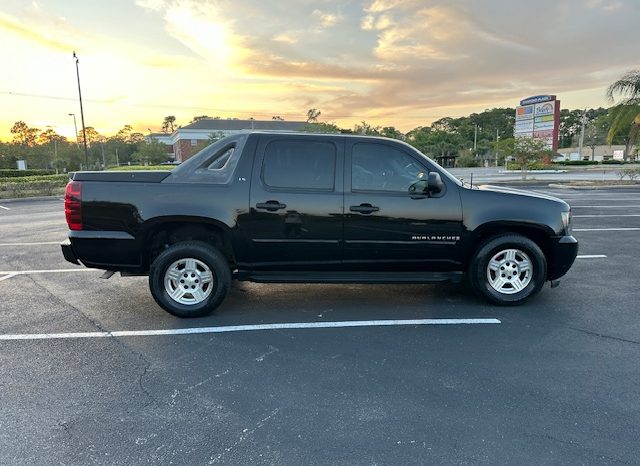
[551, 160, 595, 166]
[0, 174, 68, 198]
[0, 174, 69, 184]
[0, 169, 56, 177]
[107, 165, 174, 171]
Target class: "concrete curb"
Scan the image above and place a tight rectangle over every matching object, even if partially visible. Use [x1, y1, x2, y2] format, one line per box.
[0, 195, 63, 204]
[548, 183, 640, 190]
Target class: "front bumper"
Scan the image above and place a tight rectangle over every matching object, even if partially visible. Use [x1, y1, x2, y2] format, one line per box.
[548, 235, 579, 280]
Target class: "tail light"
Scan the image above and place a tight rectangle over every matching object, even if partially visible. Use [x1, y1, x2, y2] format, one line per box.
[64, 181, 82, 230]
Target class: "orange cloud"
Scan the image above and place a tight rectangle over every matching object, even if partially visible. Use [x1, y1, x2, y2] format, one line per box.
[0, 12, 72, 52]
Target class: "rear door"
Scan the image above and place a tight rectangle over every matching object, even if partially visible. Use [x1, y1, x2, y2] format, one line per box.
[243, 135, 344, 270]
[344, 139, 463, 271]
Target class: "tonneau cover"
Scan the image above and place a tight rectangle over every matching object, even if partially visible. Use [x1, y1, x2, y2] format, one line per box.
[70, 171, 172, 183]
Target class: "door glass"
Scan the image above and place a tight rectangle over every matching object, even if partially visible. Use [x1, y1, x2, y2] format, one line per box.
[352, 143, 426, 192]
[262, 140, 336, 190]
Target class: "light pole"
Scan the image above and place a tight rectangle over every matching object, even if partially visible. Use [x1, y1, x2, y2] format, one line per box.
[68, 113, 79, 149]
[73, 51, 89, 168]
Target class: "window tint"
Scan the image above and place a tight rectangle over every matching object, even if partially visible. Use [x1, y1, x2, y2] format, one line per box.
[352, 143, 426, 192]
[263, 140, 336, 190]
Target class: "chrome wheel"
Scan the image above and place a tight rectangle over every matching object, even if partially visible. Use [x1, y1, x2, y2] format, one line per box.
[486, 248, 532, 295]
[164, 258, 214, 305]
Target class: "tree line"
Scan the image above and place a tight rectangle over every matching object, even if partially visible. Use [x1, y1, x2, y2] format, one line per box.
[0, 123, 169, 171]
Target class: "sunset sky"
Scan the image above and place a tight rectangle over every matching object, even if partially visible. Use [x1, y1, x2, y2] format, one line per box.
[1, 0, 638, 140]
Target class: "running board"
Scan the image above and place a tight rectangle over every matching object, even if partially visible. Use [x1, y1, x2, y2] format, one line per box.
[237, 271, 463, 284]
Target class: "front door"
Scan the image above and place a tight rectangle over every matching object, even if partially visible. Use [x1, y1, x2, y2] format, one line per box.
[344, 139, 463, 271]
[243, 135, 344, 271]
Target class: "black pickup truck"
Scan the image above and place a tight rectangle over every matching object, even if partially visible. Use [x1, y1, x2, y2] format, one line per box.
[62, 131, 578, 317]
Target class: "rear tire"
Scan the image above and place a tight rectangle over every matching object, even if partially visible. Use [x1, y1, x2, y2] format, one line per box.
[149, 241, 231, 318]
[468, 234, 546, 306]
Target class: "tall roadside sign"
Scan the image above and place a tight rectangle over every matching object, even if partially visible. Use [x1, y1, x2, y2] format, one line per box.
[514, 95, 560, 151]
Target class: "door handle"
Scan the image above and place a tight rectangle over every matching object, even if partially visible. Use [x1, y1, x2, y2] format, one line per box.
[350, 203, 379, 214]
[256, 200, 287, 212]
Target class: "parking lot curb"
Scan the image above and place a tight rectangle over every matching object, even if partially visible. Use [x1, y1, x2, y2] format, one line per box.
[548, 183, 640, 190]
[0, 195, 63, 204]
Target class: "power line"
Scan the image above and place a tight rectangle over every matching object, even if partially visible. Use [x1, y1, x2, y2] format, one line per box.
[0, 90, 448, 121]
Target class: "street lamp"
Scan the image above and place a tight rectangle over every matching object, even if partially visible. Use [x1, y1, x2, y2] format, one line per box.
[73, 51, 89, 168]
[68, 113, 79, 149]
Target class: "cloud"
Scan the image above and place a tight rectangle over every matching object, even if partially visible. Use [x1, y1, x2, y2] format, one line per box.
[312, 9, 341, 28]
[136, 0, 167, 11]
[0, 11, 73, 52]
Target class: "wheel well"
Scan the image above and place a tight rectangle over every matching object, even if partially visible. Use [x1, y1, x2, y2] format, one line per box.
[469, 225, 553, 271]
[143, 221, 235, 270]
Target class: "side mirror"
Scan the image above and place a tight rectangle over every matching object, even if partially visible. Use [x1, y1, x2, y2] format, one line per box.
[427, 172, 444, 194]
[408, 172, 444, 196]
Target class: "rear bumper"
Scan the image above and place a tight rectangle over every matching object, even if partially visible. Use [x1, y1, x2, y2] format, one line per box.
[61, 240, 79, 265]
[548, 235, 579, 280]
[61, 230, 141, 270]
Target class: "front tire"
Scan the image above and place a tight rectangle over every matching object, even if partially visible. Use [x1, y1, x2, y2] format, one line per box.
[149, 241, 231, 318]
[468, 234, 547, 306]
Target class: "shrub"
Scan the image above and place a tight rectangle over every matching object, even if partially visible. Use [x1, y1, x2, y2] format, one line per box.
[0, 169, 55, 177]
[0, 174, 69, 184]
[602, 160, 626, 165]
[551, 160, 595, 166]
[455, 151, 480, 168]
[107, 165, 174, 171]
[506, 161, 547, 170]
[0, 174, 68, 198]
[618, 168, 640, 181]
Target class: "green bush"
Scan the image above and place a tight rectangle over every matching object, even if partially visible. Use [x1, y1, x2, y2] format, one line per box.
[0, 169, 55, 177]
[552, 160, 595, 166]
[602, 160, 626, 165]
[0, 174, 69, 184]
[506, 161, 547, 170]
[455, 151, 480, 168]
[0, 174, 68, 198]
[0, 180, 67, 198]
[107, 165, 174, 171]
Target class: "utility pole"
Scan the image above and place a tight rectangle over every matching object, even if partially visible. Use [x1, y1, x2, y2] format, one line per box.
[115, 147, 119, 166]
[578, 109, 587, 160]
[68, 113, 80, 149]
[495, 128, 500, 167]
[73, 52, 89, 168]
[473, 123, 478, 152]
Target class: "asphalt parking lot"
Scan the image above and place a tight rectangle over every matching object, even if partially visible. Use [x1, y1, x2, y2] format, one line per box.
[1, 187, 639, 465]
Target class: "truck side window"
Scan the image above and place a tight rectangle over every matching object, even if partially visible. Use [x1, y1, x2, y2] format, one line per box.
[207, 147, 234, 170]
[262, 140, 336, 191]
[352, 143, 425, 193]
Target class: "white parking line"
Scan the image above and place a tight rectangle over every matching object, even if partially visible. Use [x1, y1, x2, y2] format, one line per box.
[0, 268, 99, 275]
[0, 205, 10, 211]
[576, 255, 607, 259]
[573, 228, 640, 232]
[573, 214, 640, 218]
[571, 205, 640, 208]
[0, 273, 17, 282]
[0, 318, 502, 341]
[0, 241, 64, 246]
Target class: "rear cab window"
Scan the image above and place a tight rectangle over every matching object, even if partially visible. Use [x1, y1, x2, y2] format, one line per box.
[167, 134, 247, 184]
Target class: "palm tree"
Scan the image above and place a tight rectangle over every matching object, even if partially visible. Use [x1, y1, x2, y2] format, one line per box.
[306, 108, 321, 123]
[161, 115, 177, 133]
[606, 70, 640, 160]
